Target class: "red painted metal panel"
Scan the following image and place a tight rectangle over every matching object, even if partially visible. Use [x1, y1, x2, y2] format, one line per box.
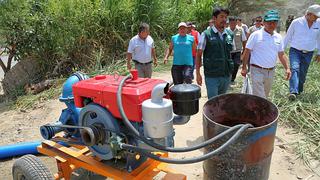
[72, 74, 165, 122]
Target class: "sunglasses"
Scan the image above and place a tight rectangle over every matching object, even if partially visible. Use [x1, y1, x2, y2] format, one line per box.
[256, 20, 262, 22]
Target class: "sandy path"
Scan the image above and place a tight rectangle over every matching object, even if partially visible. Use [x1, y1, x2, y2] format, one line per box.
[0, 71, 319, 179]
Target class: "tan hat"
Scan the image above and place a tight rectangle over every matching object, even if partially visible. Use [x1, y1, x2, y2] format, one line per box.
[178, 22, 187, 28]
[307, 4, 320, 17]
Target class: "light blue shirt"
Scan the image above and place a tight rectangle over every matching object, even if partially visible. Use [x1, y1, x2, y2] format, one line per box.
[172, 34, 194, 65]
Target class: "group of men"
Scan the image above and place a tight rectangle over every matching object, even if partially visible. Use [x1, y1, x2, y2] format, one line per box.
[127, 4, 320, 101]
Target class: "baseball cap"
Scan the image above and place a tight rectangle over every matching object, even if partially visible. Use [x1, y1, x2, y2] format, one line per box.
[264, 10, 280, 22]
[178, 22, 188, 28]
[307, 4, 320, 17]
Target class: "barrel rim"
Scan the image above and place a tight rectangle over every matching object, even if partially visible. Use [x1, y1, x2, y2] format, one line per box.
[202, 93, 279, 130]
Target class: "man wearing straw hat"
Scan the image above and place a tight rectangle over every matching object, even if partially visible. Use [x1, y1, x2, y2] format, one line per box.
[241, 10, 291, 98]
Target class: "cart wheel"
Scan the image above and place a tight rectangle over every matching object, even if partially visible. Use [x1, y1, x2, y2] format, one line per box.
[12, 154, 54, 180]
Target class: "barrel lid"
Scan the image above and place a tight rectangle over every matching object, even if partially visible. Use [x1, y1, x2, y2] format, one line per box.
[170, 84, 201, 101]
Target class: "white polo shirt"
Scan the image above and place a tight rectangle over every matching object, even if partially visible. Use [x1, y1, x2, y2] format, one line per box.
[246, 28, 284, 68]
[127, 35, 154, 63]
[284, 16, 320, 55]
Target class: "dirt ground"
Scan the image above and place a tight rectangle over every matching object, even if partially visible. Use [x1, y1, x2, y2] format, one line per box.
[0, 71, 319, 180]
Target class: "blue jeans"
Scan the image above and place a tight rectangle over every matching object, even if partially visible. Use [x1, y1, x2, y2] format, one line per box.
[205, 76, 230, 99]
[171, 65, 193, 85]
[289, 48, 314, 94]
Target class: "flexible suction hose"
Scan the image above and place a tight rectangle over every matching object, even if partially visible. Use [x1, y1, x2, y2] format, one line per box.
[121, 124, 251, 164]
[117, 75, 252, 153]
[0, 141, 40, 159]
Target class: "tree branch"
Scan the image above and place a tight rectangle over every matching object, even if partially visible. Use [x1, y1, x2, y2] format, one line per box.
[0, 57, 8, 73]
[7, 44, 16, 70]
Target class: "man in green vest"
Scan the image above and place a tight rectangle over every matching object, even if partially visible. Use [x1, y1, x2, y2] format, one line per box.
[196, 7, 233, 99]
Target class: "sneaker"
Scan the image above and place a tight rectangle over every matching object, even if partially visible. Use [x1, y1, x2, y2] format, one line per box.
[288, 93, 296, 101]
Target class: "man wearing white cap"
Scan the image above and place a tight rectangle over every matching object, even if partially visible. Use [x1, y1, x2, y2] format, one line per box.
[284, 4, 320, 100]
[164, 22, 196, 85]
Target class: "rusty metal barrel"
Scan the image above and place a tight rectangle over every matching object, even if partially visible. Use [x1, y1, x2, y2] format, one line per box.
[203, 93, 279, 180]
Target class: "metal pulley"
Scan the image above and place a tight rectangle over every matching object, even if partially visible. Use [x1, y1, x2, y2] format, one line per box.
[79, 103, 120, 160]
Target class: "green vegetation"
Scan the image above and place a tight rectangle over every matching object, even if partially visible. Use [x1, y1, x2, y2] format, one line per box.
[0, 0, 319, 170]
[14, 79, 65, 110]
[271, 62, 320, 162]
[0, 0, 226, 76]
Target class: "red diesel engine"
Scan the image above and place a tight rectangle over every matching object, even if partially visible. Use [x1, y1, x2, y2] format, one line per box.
[40, 70, 201, 172]
[72, 73, 165, 122]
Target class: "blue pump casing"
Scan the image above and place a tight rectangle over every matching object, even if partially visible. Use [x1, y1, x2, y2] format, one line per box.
[40, 72, 88, 140]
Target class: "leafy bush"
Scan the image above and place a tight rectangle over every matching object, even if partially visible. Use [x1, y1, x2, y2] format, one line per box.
[0, 0, 226, 76]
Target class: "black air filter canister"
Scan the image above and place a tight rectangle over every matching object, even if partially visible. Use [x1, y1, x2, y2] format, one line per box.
[169, 84, 201, 116]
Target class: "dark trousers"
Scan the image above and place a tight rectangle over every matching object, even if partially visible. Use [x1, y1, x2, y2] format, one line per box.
[171, 65, 193, 85]
[231, 52, 241, 82]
